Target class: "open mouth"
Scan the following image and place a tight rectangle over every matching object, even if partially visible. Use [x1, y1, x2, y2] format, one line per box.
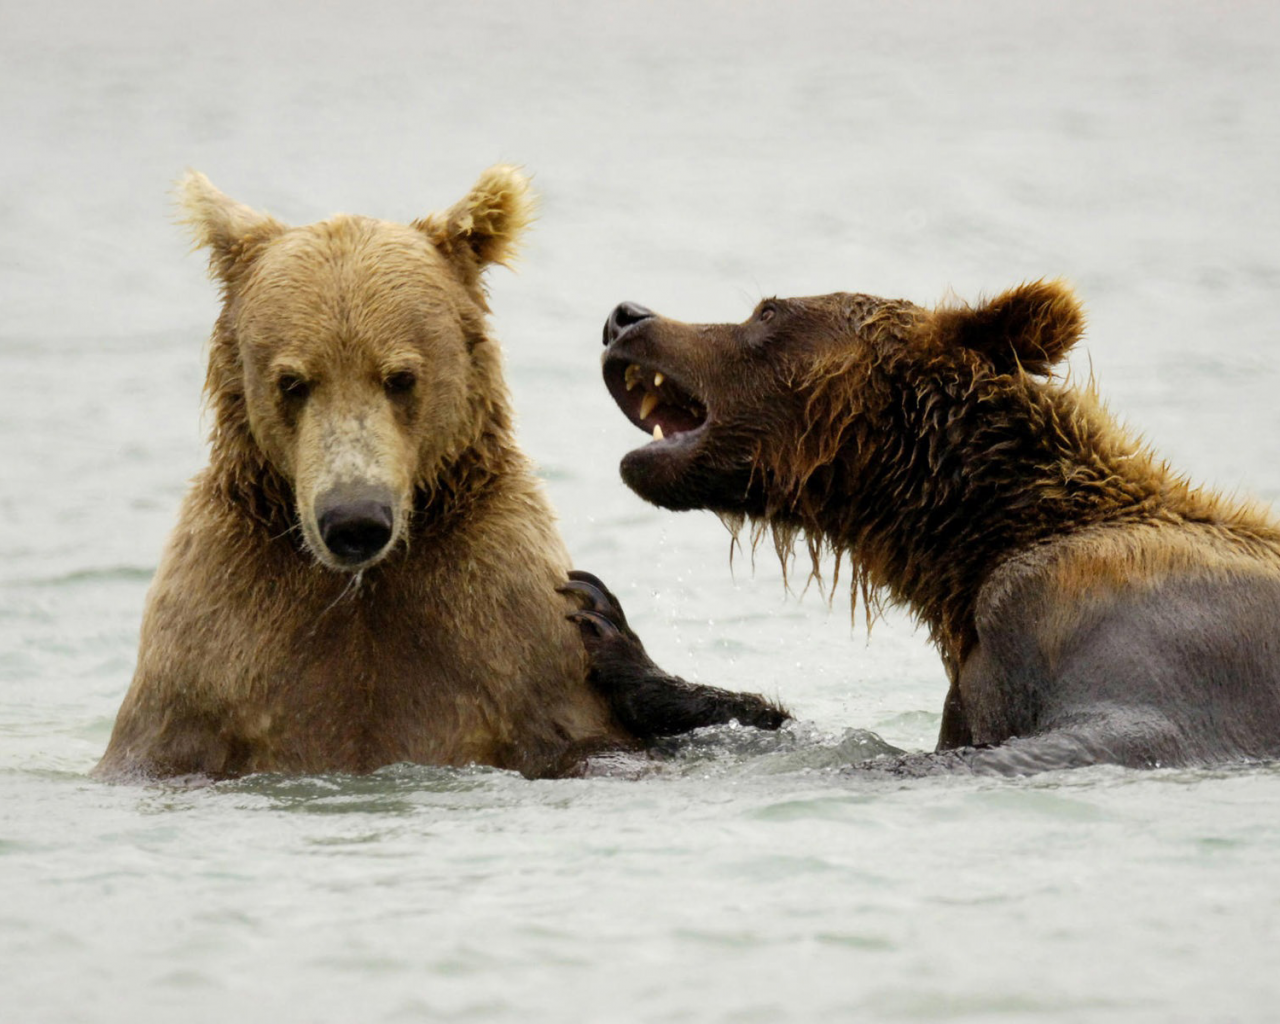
[603, 356, 709, 444]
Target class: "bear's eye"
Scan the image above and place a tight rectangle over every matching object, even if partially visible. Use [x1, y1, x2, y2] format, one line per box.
[277, 374, 310, 401]
[384, 371, 417, 396]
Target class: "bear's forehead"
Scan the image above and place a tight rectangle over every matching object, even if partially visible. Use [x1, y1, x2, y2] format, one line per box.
[237, 219, 463, 322]
[257, 216, 444, 276]
[230, 221, 473, 364]
[767, 292, 922, 336]
[790, 291, 913, 314]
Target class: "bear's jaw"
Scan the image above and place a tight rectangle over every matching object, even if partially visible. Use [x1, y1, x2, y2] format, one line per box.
[603, 354, 708, 448]
[602, 348, 770, 514]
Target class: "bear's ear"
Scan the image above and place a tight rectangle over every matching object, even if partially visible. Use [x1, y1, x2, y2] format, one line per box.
[177, 170, 286, 284]
[931, 279, 1084, 376]
[414, 165, 536, 290]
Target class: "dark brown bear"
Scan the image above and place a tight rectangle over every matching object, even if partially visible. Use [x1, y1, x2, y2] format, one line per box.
[581, 282, 1280, 773]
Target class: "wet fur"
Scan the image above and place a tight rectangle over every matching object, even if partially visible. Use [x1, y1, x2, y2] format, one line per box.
[97, 168, 628, 781]
[601, 282, 1280, 772]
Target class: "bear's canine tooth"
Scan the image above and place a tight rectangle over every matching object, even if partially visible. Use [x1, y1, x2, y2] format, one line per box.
[625, 363, 644, 391]
[639, 392, 659, 420]
[654, 372, 665, 387]
[652, 423, 664, 440]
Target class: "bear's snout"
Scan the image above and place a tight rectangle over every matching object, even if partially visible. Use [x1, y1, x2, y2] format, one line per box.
[603, 302, 655, 347]
[315, 491, 396, 567]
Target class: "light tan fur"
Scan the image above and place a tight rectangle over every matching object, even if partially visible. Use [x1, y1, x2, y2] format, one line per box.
[97, 167, 629, 781]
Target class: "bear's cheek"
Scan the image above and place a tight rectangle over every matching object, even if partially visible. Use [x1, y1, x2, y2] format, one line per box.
[241, 375, 300, 477]
[405, 363, 476, 469]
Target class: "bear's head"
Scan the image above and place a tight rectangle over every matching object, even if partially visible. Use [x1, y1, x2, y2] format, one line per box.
[180, 166, 534, 572]
[600, 282, 1084, 517]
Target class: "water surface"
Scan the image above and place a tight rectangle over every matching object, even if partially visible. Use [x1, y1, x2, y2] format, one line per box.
[3, 2, 1280, 1021]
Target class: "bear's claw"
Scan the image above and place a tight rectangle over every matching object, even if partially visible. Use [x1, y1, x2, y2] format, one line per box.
[559, 568, 655, 672]
[558, 570, 638, 641]
[560, 568, 789, 740]
[566, 608, 622, 639]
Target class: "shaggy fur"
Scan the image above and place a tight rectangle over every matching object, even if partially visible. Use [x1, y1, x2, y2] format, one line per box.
[595, 284, 1280, 772]
[97, 167, 625, 781]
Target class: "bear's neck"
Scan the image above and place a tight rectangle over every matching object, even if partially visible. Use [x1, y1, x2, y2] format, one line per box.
[410, 422, 525, 539]
[785, 366, 1215, 664]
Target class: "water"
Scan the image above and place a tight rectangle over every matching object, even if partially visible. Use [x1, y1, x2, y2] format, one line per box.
[3, 1, 1280, 1020]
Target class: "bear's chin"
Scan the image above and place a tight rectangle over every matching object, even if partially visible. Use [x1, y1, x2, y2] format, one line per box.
[619, 445, 762, 516]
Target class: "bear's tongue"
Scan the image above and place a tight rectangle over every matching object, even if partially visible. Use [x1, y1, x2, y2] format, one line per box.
[624, 364, 705, 441]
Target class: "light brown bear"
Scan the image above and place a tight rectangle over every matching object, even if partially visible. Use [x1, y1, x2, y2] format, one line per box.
[95, 168, 784, 782]
[581, 284, 1280, 773]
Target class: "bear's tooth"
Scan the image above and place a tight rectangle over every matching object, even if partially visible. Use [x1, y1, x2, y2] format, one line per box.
[652, 423, 664, 441]
[639, 392, 659, 420]
[654, 372, 665, 387]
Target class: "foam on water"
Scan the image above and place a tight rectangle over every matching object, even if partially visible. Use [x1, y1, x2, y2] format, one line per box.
[4, 1, 1280, 1021]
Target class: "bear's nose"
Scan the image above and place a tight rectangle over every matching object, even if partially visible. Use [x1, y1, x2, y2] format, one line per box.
[603, 302, 655, 346]
[317, 498, 394, 565]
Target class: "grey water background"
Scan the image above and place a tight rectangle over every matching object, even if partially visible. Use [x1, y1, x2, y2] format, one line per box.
[3, 1, 1280, 1020]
